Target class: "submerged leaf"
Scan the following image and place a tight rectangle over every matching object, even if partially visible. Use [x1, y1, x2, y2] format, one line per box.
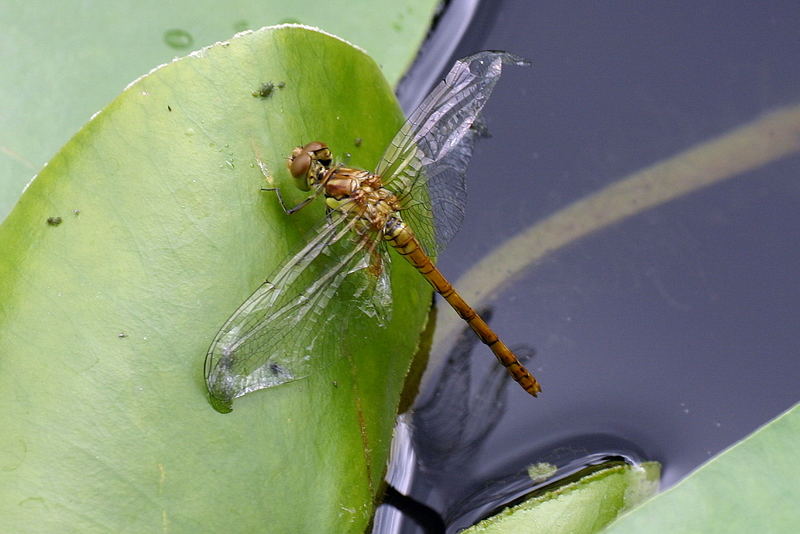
[464, 462, 660, 534]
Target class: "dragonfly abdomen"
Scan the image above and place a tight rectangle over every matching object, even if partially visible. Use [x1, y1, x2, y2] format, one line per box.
[383, 217, 542, 396]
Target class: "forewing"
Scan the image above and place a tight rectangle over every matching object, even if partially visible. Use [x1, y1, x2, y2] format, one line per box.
[377, 52, 528, 256]
[204, 208, 382, 406]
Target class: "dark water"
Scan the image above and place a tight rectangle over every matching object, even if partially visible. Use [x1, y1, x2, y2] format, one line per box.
[378, 1, 800, 532]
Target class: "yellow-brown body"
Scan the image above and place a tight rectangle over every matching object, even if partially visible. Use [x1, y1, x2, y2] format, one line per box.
[326, 167, 542, 396]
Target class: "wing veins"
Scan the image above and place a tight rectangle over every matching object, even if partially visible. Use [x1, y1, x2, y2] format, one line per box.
[205, 209, 379, 402]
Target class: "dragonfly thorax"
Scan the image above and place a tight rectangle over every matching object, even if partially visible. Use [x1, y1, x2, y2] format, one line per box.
[323, 167, 371, 200]
[322, 166, 401, 234]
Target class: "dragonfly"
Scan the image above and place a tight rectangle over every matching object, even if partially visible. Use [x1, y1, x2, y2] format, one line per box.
[204, 51, 541, 409]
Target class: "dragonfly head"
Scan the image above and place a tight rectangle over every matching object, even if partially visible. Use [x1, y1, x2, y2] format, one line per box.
[288, 141, 333, 191]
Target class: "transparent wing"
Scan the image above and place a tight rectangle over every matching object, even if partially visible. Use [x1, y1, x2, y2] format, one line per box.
[204, 208, 387, 407]
[376, 51, 528, 256]
[351, 236, 393, 326]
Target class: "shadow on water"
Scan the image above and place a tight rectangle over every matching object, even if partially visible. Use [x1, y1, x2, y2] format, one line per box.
[375, 310, 649, 533]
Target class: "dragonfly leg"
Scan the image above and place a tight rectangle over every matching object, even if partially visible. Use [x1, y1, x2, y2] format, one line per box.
[261, 187, 316, 215]
[254, 153, 316, 215]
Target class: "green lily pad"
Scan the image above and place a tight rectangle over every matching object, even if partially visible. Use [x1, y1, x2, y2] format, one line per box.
[464, 462, 660, 534]
[0, 0, 440, 221]
[604, 402, 800, 533]
[0, 25, 430, 532]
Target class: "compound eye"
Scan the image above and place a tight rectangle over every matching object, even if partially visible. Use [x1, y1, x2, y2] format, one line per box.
[301, 142, 332, 168]
[289, 149, 311, 178]
[303, 141, 327, 153]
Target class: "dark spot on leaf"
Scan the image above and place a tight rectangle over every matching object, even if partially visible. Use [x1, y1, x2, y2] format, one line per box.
[252, 81, 285, 98]
[46, 216, 62, 226]
[252, 82, 274, 98]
